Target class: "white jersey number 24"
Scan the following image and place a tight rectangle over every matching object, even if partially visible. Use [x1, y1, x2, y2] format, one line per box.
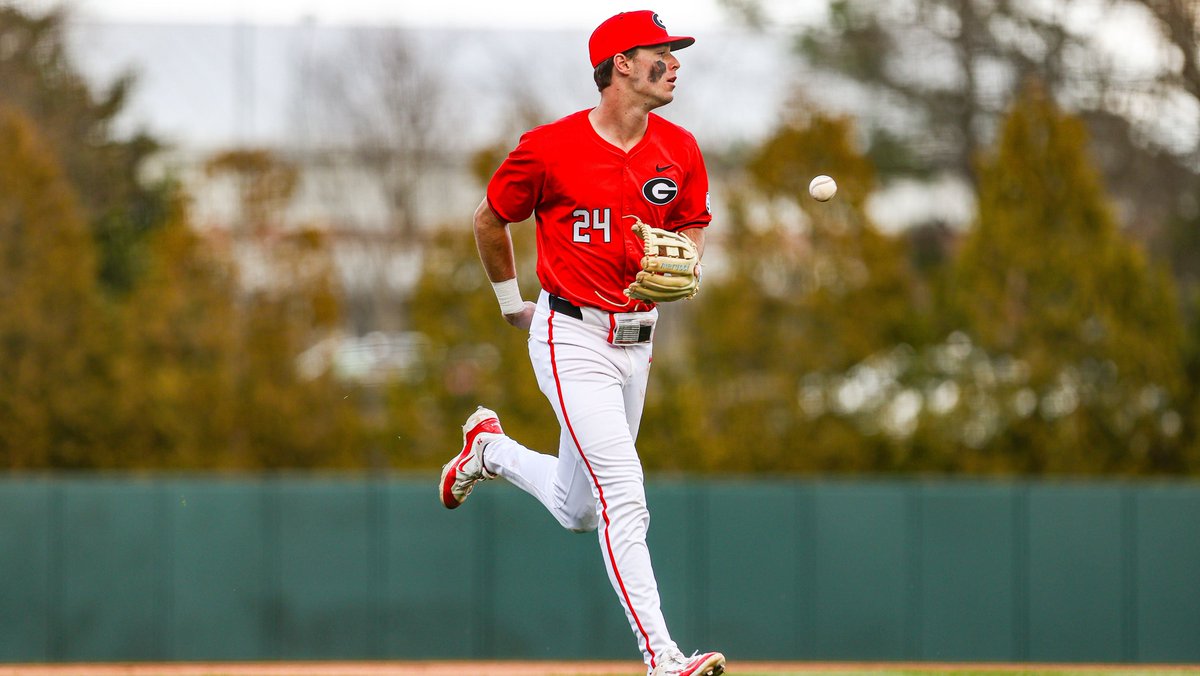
[571, 208, 611, 244]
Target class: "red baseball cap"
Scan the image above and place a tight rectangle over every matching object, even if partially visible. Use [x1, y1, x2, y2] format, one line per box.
[588, 11, 695, 68]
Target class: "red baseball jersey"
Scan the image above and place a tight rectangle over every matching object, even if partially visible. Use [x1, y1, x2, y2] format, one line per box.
[487, 109, 710, 313]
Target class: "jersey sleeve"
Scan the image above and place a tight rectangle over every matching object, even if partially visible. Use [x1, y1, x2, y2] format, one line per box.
[674, 138, 711, 230]
[486, 131, 545, 225]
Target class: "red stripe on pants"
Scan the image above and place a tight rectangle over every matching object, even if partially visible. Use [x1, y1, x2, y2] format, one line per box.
[547, 309, 657, 668]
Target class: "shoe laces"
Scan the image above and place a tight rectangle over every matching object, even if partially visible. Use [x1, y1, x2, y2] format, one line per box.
[663, 649, 722, 675]
[654, 649, 693, 672]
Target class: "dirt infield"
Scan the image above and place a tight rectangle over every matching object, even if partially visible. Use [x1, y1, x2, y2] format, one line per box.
[0, 665, 643, 676]
[0, 664, 640, 676]
[0, 663, 1198, 676]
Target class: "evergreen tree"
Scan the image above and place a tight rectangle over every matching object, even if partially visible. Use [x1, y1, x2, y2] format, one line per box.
[646, 107, 930, 472]
[0, 6, 171, 294]
[0, 105, 108, 467]
[950, 81, 1187, 473]
[105, 197, 241, 468]
[0, 7, 367, 470]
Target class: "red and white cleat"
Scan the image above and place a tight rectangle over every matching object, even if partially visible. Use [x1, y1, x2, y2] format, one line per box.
[438, 406, 502, 509]
[651, 650, 726, 676]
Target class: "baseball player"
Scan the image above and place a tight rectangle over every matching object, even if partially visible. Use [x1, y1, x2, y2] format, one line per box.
[439, 11, 725, 676]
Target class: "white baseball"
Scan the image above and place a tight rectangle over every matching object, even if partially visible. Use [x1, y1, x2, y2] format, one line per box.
[808, 175, 837, 202]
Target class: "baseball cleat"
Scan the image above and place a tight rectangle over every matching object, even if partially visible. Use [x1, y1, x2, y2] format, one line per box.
[650, 649, 726, 676]
[438, 406, 503, 509]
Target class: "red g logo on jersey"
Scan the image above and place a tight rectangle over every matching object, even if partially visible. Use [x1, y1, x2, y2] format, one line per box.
[642, 177, 678, 206]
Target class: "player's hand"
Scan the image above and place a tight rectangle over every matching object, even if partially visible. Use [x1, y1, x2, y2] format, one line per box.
[503, 301, 536, 330]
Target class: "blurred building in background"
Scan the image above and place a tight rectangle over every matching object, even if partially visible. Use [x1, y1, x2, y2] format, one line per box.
[63, 21, 840, 349]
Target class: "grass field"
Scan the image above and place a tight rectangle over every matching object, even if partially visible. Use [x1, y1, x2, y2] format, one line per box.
[0, 663, 1197, 676]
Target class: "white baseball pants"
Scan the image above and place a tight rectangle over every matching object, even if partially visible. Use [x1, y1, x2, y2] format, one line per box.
[484, 290, 678, 670]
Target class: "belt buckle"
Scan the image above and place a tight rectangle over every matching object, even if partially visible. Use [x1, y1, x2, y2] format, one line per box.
[610, 312, 655, 345]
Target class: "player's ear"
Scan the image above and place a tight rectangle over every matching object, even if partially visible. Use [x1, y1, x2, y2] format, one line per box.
[612, 51, 634, 76]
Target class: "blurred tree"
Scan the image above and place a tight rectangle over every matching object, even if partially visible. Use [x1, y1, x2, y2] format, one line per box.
[1128, 0, 1200, 294]
[0, 6, 366, 470]
[1182, 294, 1200, 469]
[737, 0, 1200, 302]
[231, 242, 365, 469]
[948, 81, 1188, 473]
[205, 149, 300, 237]
[0, 5, 171, 295]
[0, 124, 365, 470]
[639, 105, 932, 472]
[203, 149, 364, 468]
[382, 119, 569, 469]
[395, 222, 556, 467]
[0, 105, 109, 467]
[105, 196, 242, 468]
[716, 0, 1200, 474]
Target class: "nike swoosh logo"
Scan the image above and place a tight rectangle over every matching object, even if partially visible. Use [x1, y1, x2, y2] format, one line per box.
[655, 164, 673, 172]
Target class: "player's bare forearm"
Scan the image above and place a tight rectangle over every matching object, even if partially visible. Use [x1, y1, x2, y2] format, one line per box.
[473, 199, 518, 282]
[474, 198, 535, 329]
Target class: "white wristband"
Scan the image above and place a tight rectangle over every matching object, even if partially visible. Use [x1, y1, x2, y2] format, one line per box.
[491, 278, 525, 315]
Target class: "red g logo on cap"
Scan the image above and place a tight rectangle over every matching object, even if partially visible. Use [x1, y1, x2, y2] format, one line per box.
[588, 10, 695, 68]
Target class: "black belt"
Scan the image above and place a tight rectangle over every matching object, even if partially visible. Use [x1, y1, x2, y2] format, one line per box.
[548, 294, 584, 320]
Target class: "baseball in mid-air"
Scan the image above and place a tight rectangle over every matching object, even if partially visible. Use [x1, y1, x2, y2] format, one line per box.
[808, 175, 837, 202]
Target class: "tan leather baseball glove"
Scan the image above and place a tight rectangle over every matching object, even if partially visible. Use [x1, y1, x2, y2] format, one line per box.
[624, 218, 700, 303]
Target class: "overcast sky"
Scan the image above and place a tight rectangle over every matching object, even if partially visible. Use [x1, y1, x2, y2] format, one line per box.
[10, 0, 1182, 232]
[14, 0, 821, 29]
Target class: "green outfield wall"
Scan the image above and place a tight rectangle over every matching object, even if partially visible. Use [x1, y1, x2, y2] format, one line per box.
[0, 476, 1197, 663]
